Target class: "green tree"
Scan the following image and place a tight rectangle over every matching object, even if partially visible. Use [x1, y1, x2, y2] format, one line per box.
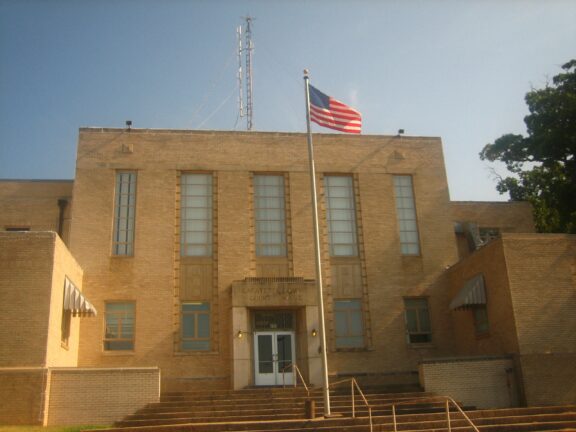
[480, 59, 576, 233]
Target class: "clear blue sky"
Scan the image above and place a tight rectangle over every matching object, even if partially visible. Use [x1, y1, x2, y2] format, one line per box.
[1, 0, 574, 201]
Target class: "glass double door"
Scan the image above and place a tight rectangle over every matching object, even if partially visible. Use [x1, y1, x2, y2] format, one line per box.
[254, 331, 295, 386]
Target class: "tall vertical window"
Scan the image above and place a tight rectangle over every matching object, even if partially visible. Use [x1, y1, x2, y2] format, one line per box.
[393, 175, 420, 255]
[104, 302, 135, 351]
[324, 176, 358, 257]
[181, 302, 211, 351]
[113, 172, 137, 256]
[254, 175, 286, 256]
[181, 174, 213, 257]
[473, 306, 489, 335]
[404, 298, 431, 344]
[334, 299, 364, 348]
[61, 308, 71, 347]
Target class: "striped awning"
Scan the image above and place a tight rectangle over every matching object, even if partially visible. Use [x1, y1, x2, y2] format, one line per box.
[63, 278, 97, 317]
[449, 274, 486, 310]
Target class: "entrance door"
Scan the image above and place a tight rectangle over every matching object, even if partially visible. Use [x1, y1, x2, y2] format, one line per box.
[254, 331, 295, 386]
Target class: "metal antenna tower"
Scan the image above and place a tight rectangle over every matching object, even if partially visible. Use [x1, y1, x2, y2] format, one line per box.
[237, 16, 254, 131]
[244, 16, 254, 131]
[237, 25, 244, 120]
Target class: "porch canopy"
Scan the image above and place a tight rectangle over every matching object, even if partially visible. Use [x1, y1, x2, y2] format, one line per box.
[64, 278, 97, 317]
[449, 274, 486, 310]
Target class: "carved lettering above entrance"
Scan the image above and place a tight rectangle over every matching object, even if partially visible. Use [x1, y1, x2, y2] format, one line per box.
[231, 277, 317, 307]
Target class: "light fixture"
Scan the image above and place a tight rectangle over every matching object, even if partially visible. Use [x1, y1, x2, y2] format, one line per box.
[311, 329, 317, 337]
[237, 330, 245, 339]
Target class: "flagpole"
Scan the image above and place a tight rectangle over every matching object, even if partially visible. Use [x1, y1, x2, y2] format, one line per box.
[303, 69, 331, 417]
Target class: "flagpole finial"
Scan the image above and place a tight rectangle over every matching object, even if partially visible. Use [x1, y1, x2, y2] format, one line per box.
[303, 69, 309, 77]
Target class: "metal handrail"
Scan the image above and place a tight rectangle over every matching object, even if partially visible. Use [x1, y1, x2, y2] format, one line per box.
[389, 395, 480, 432]
[315, 377, 373, 432]
[280, 363, 310, 396]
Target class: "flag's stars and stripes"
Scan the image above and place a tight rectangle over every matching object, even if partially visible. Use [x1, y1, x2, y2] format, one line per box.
[308, 85, 362, 134]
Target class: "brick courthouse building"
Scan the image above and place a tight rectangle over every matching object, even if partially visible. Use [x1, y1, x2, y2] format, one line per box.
[1, 128, 575, 425]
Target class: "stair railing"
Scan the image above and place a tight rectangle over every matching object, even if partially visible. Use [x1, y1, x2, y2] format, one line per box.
[388, 395, 480, 432]
[281, 363, 310, 397]
[326, 378, 373, 432]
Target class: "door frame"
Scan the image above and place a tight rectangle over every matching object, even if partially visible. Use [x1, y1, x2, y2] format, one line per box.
[253, 330, 296, 386]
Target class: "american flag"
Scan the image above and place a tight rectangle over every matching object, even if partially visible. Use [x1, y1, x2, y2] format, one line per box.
[309, 85, 362, 134]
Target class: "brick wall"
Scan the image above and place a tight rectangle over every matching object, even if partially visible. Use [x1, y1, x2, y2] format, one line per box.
[0, 180, 73, 245]
[419, 356, 517, 408]
[446, 238, 520, 356]
[446, 233, 576, 406]
[451, 201, 535, 233]
[0, 232, 55, 366]
[503, 234, 576, 405]
[45, 235, 83, 367]
[519, 353, 576, 405]
[70, 129, 459, 387]
[0, 368, 46, 425]
[45, 367, 160, 426]
[0, 232, 84, 368]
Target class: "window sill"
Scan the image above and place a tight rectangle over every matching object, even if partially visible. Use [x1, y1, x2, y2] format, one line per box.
[334, 347, 373, 353]
[173, 351, 220, 357]
[475, 331, 490, 339]
[408, 343, 436, 349]
[102, 350, 135, 356]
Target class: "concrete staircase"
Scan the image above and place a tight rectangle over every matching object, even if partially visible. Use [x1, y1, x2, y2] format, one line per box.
[91, 386, 576, 432]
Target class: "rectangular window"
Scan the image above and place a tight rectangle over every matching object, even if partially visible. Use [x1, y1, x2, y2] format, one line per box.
[393, 175, 420, 255]
[404, 298, 431, 344]
[104, 302, 135, 351]
[254, 175, 286, 256]
[112, 172, 137, 256]
[181, 302, 211, 351]
[474, 306, 489, 334]
[61, 309, 71, 347]
[334, 299, 364, 348]
[181, 174, 213, 257]
[325, 176, 358, 257]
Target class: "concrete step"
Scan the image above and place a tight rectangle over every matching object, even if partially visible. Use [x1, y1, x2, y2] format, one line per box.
[115, 405, 576, 430]
[160, 389, 432, 403]
[91, 414, 576, 432]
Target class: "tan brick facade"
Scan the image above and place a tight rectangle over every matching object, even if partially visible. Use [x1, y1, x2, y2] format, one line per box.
[419, 356, 518, 408]
[0, 180, 73, 245]
[45, 367, 160, 426]
[68, 129, 460, 390]
[0, 231, 81, 368]
[446, 234, 576, 406]
[1, 128, 574, 423]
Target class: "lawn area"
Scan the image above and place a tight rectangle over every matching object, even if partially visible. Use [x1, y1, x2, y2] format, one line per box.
[0, 426, 106, 432]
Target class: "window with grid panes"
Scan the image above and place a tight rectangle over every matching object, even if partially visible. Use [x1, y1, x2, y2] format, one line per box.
[112, 172, 137, 256]
[181, 302, 211, 351]
[104, 302, 135, 351]
[404, 298, 431, 344]
[334, 299, 364, 348]
[180, 174, 213, 257]
[393, 175, 420, 255]
[324, 176, 358, 257]
[254, 175, 286, 256]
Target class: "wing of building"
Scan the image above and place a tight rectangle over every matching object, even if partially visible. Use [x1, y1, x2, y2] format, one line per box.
[1, 129, 574, 425]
